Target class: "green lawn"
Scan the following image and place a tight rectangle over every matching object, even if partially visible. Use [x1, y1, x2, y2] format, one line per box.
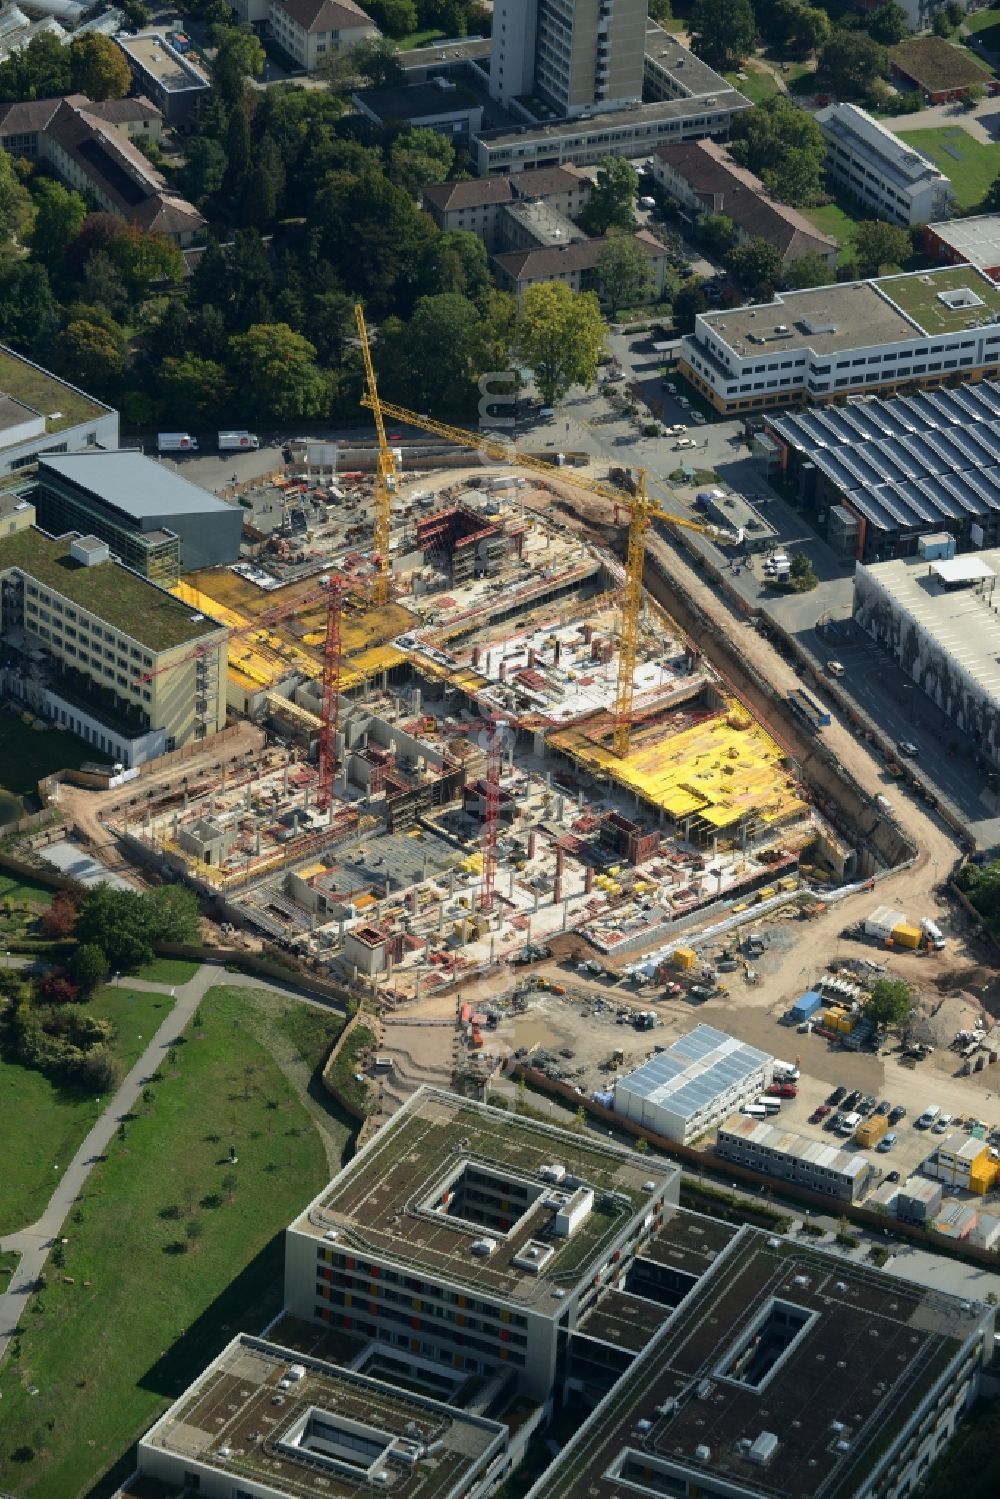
[0, 711, 91, 807]
[0, 985, 330, 1499]
[802, 201, 862, 266]
[273, 1000, 345, 1074]
[0, 983, 175, 1236]
[726, 67, 780, 103]
[0, 872, 55, 908]
[328, 1021, 376, 1113]
[962, 6, 1000, 54]
[395, 27, 447, 48]
[0, 1250, 17, 1286]
[133, 957, 200, 986]
[897, 126, 1000, 209]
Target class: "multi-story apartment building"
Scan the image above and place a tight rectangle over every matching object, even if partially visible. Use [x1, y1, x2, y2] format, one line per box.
[0, 526, 228, 765]
[423, 166, 592, 250]
[284, 1088, 680, 1402]
[680, 264, 1000, 415]
[490, 0, 645, 114]
[817, 102, 952, 226]
[269, 0, 376, 72]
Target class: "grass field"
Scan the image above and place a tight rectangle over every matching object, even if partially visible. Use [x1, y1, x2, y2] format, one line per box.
[802, 202, 863, 266]
[897, 126, 1000, 209]
[0, 985, 331, 1499]
[0, 872, 54, 908]
[133, 957, 200, 986]
[0, 712, 92, 806]
[395, 27, 447, 48]
[726, 66, 779, 103]
[328, 1021, 376, 1113]
[0, 983, 175, 1237]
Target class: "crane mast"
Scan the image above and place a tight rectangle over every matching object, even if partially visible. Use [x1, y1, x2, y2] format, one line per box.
[355, 305, 397, 606]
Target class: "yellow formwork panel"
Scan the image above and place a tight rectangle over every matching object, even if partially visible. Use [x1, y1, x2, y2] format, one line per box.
[551, 706, 807, 833]
[171, 580, 247, 631]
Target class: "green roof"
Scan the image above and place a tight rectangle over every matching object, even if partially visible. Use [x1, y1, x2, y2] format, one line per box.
[0, 345, 109, 436]
[0, 528, 224, 653]
[876, 265, 1000, 336]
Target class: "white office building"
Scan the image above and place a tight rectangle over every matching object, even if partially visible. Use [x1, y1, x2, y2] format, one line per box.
[816, 103, 952, 226]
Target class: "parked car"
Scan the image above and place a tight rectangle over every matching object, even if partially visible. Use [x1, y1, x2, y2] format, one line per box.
[767, 1082, 798, 1099]
[673, 438, 697, 450]
[825, 1113, 844, 1132]
[876, 1132, 896, 1153]
[691, 411, 707, 425]
[844, 1089, 862, 1108]
[875, 1100, 892, 1116]
[896, 740, 918, 757]
[886, 1170, 900, 1183]
[828, 1085, 847, 1106]
[667, 423, 687, 434]
[826, 660, 845, 678]
[889, 1104, 907, 1123]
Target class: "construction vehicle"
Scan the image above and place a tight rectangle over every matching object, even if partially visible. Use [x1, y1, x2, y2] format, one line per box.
[353, 303, 739, 759]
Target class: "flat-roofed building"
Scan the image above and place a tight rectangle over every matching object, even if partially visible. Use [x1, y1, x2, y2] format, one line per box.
[817, 102, 952, 226]
[116, 30, 210, 125]
[0, 342, 118, 477]
[35, 449, 244, 581]
[0, 526, 227, 765]
[716, 1114, 875, 1202]
[135, 1334, 511, 1499]
[352, 80, 482, 142]
[528, 1224, 994, 1499]
[285, 1086, 680, 1401]
[681, 265, 1000, 416]
[614, 1024, 773, 1144]
[853, 547, 1000, 768]
[925, 213, 1000, 280]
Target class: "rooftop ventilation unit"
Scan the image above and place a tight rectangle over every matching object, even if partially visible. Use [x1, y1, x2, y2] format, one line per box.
[749, 1432, 779, 1465]
[471, 1237, 497, 1257]
[695, 1444, 712, 1461]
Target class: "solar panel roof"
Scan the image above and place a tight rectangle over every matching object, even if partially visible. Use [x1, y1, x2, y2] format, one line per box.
[616, 1024, 770, 1122]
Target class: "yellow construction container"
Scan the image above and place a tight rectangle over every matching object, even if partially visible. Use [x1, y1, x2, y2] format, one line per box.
[822, 1008, 855, 1034]
[970, 1156, 999, 1194]
[756, 885, 777, 903]
[891, 922, 922, 951]
[673, 946, 697, 970]
[855, 1115, 888, 1148]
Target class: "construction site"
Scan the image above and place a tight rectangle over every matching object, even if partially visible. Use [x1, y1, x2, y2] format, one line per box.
[103, 316, 853, 1003]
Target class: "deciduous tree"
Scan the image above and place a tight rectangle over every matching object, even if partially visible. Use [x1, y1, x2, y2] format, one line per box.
[689, 0, 755, 70]
[69, 33, 131, 100]
[68, 942, 108, 994]
[581, 155, 639, 235]
[782, 251, 835, 289]
[819, 29, 887, 99]
[596, 233, 654, 317]
[672, 278, 708, 334]
[852, 219, 911, 276]
[514, 281, 605, 407]
[229, 322, 329, 420]
[724, 236, 783, 293]
[864, 977, 912, 1029]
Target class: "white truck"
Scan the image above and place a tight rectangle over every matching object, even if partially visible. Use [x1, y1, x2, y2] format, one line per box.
[157, 432, 198, 453]
[219, 431, 260, 452]
[920, 917, 946, 951]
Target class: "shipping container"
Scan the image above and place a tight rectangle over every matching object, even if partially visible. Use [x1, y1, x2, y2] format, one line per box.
[673, 946, 697, 970]
[891, 922, 921, 951]
[864, 905, 906, 940]
[855, 1114, 888, 1147]
[790, 991, 822, 1022]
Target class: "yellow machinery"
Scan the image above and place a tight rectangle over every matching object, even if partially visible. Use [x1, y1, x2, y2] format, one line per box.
[352, 304, 736, 757]
[355, 304, 398, 607]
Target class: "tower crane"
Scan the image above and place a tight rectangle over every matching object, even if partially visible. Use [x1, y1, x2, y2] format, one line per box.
[355, 304, 399, 608]
[352, 304, 737, 759]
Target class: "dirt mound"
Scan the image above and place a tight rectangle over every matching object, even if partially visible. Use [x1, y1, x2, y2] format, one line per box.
[934, 966, 994, 994]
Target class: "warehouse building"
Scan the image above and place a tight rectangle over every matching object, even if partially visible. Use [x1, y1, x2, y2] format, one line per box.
[33, 451, 244, 581]
[0, 343, 118, 477]
[716, 1114, 876, 1202]
[765, 380, 1000, 561]
[613, 1024, 773, 1144]
[284, 1087, 679, 1402]
[681, 265, 1000, 416]
[854, 549, 1000, 768]
[0, 526, 227, 765]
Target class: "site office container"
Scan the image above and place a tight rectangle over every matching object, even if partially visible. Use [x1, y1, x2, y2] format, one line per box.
[854, 1114, 888, 1148]
[891, 922, 922, 951]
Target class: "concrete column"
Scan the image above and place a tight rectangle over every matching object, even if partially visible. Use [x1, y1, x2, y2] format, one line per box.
[438, 903, 444, 933]
[528, 831, 537, 859]
[449, 869, 456, 896]
[284, 764, 289, 793]
[562, 899, 569, 931]
[585, 866, 594, 894]
[509, 869, 515, 896]
[578, 788, 584, 807]
[533, 890, 539, 913]
[553, 876, 562, 904]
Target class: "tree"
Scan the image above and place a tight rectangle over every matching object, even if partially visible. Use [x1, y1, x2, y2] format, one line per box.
[211, 26, 265, 106]
[0, 145, 31, 242]
[864, 977, 912, 1029]
[40, 975, 81, 1004]
[514, 281, 605, 407]
[378, 293, 492, 413]
[182, 136, 228, 201]
[30, 180, 87, 272]
[782, 251, 835, 289]
[54, 318, 125, 390]
[819, 30, 887, 99]
[982, 169, 1000, 214]
[313, 168, 437, 313]
[790, 4, 830, 55]
[596, 233, 654, 317]
[40, 891, 78, 939]
[0, 33, 71, 102]
[336, 37, 404, 89]
[963, 82, 986, 109]
[648, 0, 672, 20]
[389, 125, 454, 197]
[145, 885, 201, 944]
[159, 352, 231, 424]
[68, 942, 107, 994]
[853, 219, 911, 276]
[689, 0, 756, 70]
[69, 33, 131, 100]
[672, 278, 708, 334]
[865, 1, 908, 45]
[789, 551, 818, 589]
[729, 97, 826, 206]
[698, 213, 736, 254]
[81, 252, 130, 321]
[229, 322, 329, 420]
[418, 230, 492, 306]
[367, 0, 419, 33]
[185, 1218, 205, 1249]
[73, 885, 198, 972]
[932, 7, 952, 34]
[0, 261, 60, 359]
[725, 237, 783, 294]
[581, 155, 639, 236]
[945, 0, 963, 26]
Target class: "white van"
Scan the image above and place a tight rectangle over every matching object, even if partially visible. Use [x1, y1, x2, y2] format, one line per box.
[917, 1104, 941, 1129]
[837, 1111, 862, 1135]
[932, 1111, 952, 1134]
[741, 1103, 768, 1119]
[760, 1098, 782, 1115]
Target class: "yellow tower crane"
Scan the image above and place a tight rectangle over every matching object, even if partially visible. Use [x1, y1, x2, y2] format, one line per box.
[355, 303, 398, 606]
[353, 304, 737, 758]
